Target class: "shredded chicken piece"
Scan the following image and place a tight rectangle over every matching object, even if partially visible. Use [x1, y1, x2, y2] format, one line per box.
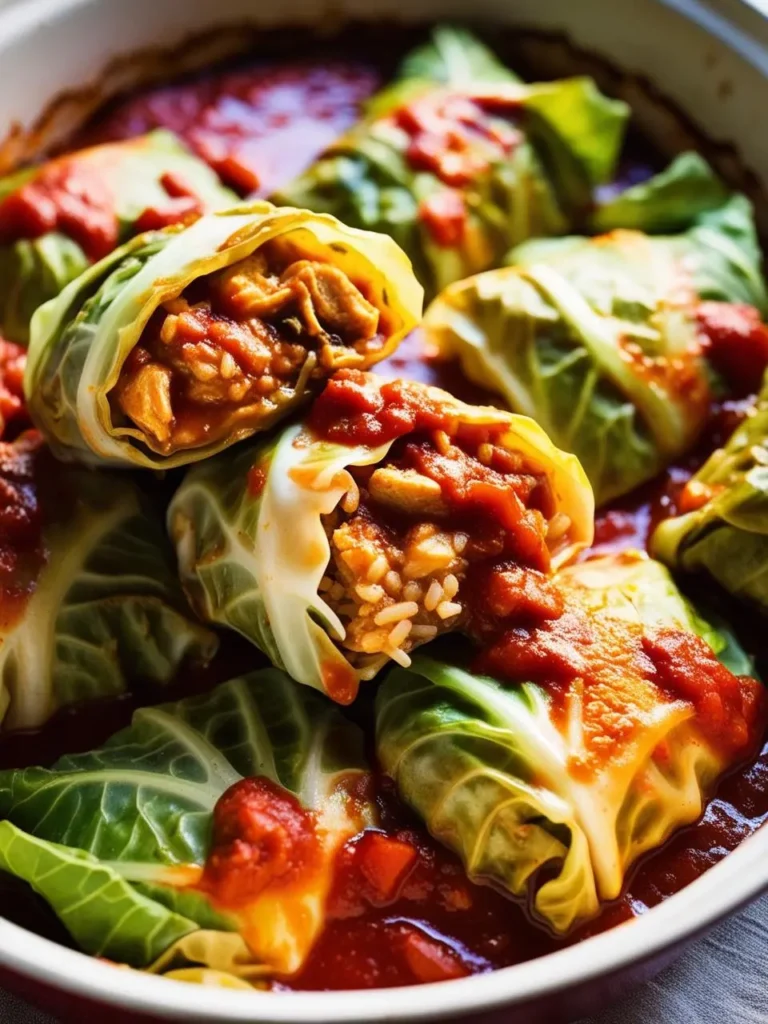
[280, 261, 381, 339]
[115, 363, 173, 445]
[368, 467, 449, 517]
[212, 256, 379, 341]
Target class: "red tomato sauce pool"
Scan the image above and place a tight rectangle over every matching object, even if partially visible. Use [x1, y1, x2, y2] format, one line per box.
[73, 62, 380, 196]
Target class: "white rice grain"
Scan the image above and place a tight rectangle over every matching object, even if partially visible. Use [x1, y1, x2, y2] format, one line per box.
[387, 620, 413, 648]
[411, 624, 438, 640]
[424, 580, 444, 612]
[436, 600, 462, 620]
[387, 646, 412, 668]
[382, 570, 403, 597]
[367, 555, 389, 583]
[375, 601, 419, 626]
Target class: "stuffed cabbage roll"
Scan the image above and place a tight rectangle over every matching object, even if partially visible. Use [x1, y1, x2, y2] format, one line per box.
[652, 371, 768, 614]
[424, 196, 768, 505]
[0, 130, 236, 345]
[591, 151, 731, 235]
[376, 552, 764, 933]
[168, 370, 593, 704]
[25, 201, 422, 469]
[0, 431, 217, 731]
[274, 60, 628, 300]
[0, 670, 375, 980]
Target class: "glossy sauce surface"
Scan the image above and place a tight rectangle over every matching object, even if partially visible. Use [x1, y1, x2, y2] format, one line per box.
[1, 36, 767, 993]
[74, 62, 380, 196]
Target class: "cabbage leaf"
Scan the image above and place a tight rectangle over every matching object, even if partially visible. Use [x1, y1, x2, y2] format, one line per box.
[393, 25, 520, 88]
[275, 70, 628, 301]
[652, 370, 768, 614]
[0, 670, 374, 976]
[425, 197, 766, 505]
[376, 553, 759, 933]
[592, 151, 730, 235]
[0, 433, 217, 731]
[0, 130, 235, 346]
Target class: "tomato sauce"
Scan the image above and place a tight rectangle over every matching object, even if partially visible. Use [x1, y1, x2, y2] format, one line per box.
[397, 93, 521, 189]
[200, 777, 321, 908]
[0, 153, 208, 261]
[697, 301, 768, 397]
[0, 339, 28, 439]
[75, 63, 379, 196]
[0, 156, 118, 261]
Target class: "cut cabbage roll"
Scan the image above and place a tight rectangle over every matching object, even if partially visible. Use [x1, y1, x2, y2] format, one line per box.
[169, 370, 593, 704]
[0, 130, 236, 345]
[25, 201, 422, 469]
[424, 196, 768, 505]
[274, 60, 628, 300]
[0, 431, 217, 731]
[653, 370, 768, 614]
[376, 552, 764, 934]
[0, 670, 375, 979]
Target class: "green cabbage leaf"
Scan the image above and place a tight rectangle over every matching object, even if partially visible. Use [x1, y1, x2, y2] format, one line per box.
[425, 196, 766, 505]
[0, 670, 374, 976]
[25, 201, 422, 469]
[0, 130, 235, 346]
[275, 60, 628, 301]
[592, 151, 730, 235]
[652, 370, 768, 614]
[376, 553, 758, 933]
[0, 433, 217, 732]
[168, 377, 593, 702]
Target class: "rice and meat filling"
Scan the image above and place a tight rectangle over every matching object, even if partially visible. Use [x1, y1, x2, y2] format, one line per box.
[318, 425, 567, 674]
[111, 240, 384, 453]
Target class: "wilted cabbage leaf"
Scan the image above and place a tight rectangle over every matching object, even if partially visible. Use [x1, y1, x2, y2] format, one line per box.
[424, 194, 767, 505]
[394, 25, 520, 88]
[25, 201, 422, 469]
[0, 130, 236, 346]
[0, 431, 217, 732]
[652, 370, 768, 614]
[592, 151, 730, 235]
[0, 670, 375, 978]
[376, 553, 763, 933]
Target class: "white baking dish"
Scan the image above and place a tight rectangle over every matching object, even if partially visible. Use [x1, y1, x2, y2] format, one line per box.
[0, 1, 766, 1020]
